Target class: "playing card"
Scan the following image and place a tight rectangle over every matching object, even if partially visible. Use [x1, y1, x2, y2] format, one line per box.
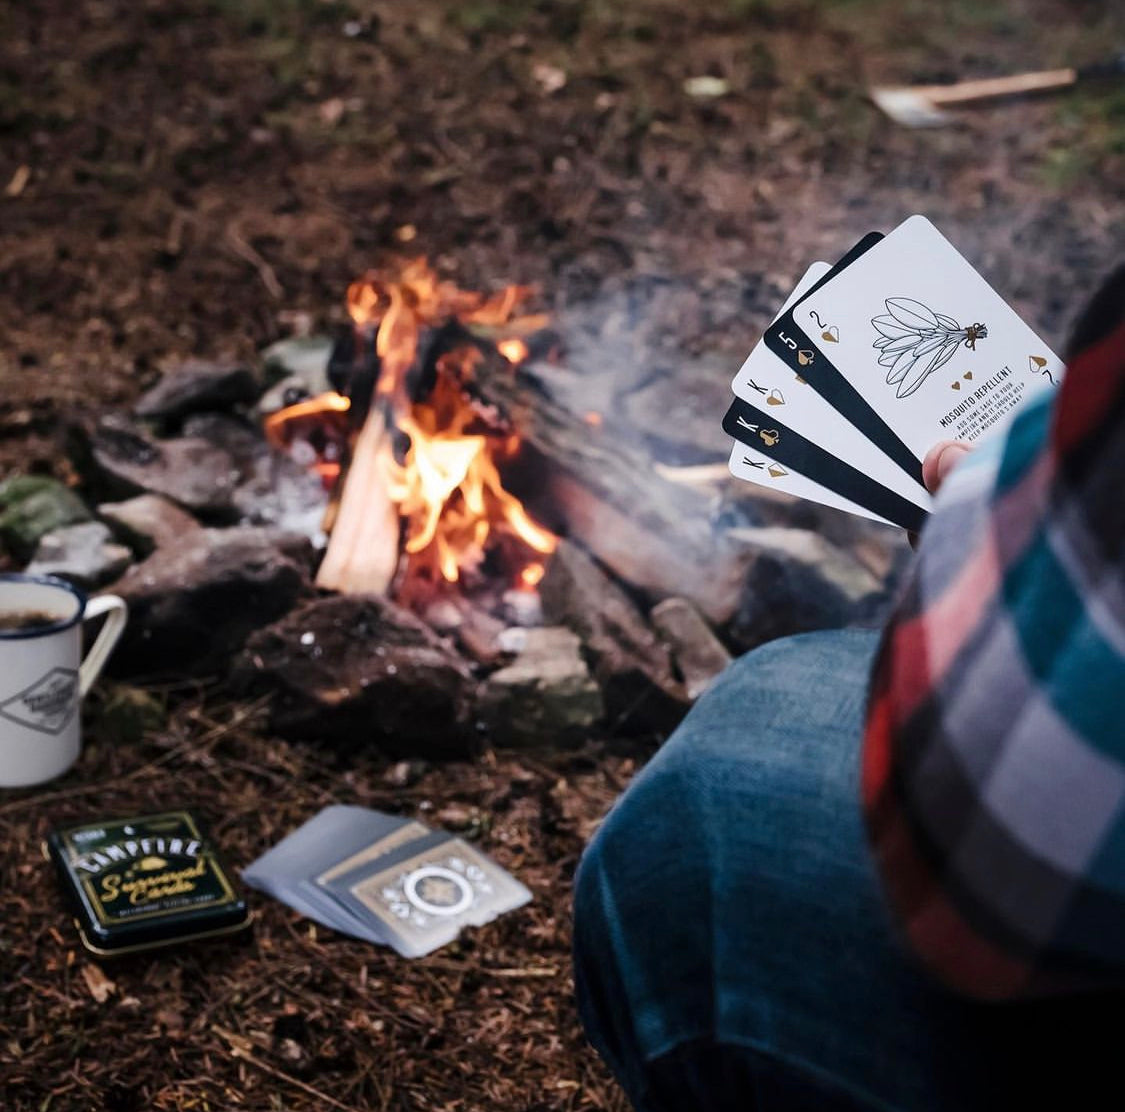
[728, 443, 892, 524]
[243, 806, 532, 957]
[321, 832, 532, 959]
[723, 397, 929, 531]
[242, 806, 426, 936]
[730, 255, 931, 526]
[771, 215, 1062, 474]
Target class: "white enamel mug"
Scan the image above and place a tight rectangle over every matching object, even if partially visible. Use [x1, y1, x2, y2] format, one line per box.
[0, 574, 128, 787]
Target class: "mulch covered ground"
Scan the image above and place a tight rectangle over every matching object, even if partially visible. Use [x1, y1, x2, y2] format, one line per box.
[1, 0, 1123, 1108]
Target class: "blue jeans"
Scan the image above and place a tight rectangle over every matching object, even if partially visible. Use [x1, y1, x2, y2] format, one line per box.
[574, 630, 1119, 1111]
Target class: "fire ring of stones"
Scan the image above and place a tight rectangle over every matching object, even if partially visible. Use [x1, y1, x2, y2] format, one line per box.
[4, 263, 908, 756]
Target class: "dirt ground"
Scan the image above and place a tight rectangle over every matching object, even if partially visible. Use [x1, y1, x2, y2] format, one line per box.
[1, 1, 1124, 1109]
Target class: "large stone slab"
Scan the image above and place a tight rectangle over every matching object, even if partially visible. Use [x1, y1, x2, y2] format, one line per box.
[480, 626, 604, 748]
[98, 494, 203, 557]
[135, 360, 259, 425]
[236, 595, 476, 758]
[107, 526, 313, 676]
[650, 597, 732, 700]
[538, 540, 689, 732]
[725, 525, 891, 650]
[87, 415, 243, 519]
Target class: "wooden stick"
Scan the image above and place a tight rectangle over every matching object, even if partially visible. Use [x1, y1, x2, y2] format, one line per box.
[924, 68, 1076, 106]
[315, 406, 401, 594]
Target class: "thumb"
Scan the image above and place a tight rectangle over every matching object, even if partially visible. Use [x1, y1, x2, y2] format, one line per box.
[922, 441, 971, 495]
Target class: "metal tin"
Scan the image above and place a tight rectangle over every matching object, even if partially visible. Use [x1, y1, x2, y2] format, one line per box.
[47, 810, 251, 956]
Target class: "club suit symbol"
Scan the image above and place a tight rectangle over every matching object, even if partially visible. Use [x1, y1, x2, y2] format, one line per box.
[759, 429, 780, 447]
[872, 298, 988, 398]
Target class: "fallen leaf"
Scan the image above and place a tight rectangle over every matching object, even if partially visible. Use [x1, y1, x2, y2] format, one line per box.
[318, 98, 346, 126]
[5, 165, 30, 197]
[684, 76, 730, 99]
[81, 964, 116, 1004]
[532, 63, 567, 95]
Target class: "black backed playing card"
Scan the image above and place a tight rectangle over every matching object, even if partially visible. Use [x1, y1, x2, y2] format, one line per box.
[722, 396, 928, 532]
[764, 232, 925, 485]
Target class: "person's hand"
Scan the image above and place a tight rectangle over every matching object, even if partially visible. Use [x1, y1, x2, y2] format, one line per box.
[909, 441, 972, 548]
[921, 440, 972, 496]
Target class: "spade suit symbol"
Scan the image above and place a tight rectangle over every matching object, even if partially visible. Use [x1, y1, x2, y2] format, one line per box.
[821, 326, 840, 343]
[766, 388, 785, 406]
[1029, 355, 1047, 369]
[759, 429, 780, 447]
[797, 350, 815, 367]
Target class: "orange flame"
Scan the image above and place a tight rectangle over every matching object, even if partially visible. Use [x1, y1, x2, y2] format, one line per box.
[274, 258, 556, 587]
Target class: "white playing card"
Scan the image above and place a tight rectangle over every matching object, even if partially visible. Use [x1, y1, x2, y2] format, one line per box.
[729, 263, 931, 523]
[798, 215, 1063, 459]
[728, 442, 892, 523]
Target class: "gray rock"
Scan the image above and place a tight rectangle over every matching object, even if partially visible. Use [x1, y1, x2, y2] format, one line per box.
[178, 413, 330, 544]
[481, 627, 603, 748]
[89, 415, 243, 519]
[0, 475, 92, 562]
[726, 525, 890, 651]
[539, 540, 688, 732]
[236, 594, 476, 758]
[107, 526, 313, 676]
[230, 452, 330, 546]
[98, 495, 203, 557]
[135, 360, 259, 424]
[650, 597, 732, 701]
[25, 521, 132, 589]
[258, 336, 334, 414]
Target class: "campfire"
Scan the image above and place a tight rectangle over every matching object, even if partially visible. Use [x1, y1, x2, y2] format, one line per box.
[264, 260, 557, 604]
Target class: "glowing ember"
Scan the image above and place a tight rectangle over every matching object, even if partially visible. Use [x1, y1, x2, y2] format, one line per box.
[520, 562, 547, 590]
[268, 258, 556, 591]
[497, 338, 530, 364]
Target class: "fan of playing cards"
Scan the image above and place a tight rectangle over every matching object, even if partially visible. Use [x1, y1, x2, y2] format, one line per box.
[243, 806, 531, 958]
[723, 215, 1064, 528]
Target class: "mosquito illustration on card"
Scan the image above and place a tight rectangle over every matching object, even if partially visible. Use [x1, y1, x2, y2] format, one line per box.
[870, 297, 988, 399]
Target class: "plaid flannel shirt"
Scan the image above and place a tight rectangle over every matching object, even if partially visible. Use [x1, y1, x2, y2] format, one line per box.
[863, 313, 1125, 1000]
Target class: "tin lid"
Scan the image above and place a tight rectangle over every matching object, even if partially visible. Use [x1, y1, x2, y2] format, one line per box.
[47, 810, 250, 955]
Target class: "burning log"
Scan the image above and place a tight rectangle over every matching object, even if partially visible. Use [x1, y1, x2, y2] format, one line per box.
[473, 363, 755, 624]
[314, 404, 401, 594]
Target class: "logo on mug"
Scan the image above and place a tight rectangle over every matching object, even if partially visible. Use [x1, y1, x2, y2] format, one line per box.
[0, 667, 79, 736]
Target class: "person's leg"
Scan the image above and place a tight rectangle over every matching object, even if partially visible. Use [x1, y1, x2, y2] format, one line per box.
[574, 629, 1118, 1112]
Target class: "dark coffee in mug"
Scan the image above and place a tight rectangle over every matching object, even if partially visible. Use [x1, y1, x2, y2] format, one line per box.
[0, 609, 60, 633]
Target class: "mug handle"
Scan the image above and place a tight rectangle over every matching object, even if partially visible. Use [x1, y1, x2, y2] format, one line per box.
[79, 595, 129, 698]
